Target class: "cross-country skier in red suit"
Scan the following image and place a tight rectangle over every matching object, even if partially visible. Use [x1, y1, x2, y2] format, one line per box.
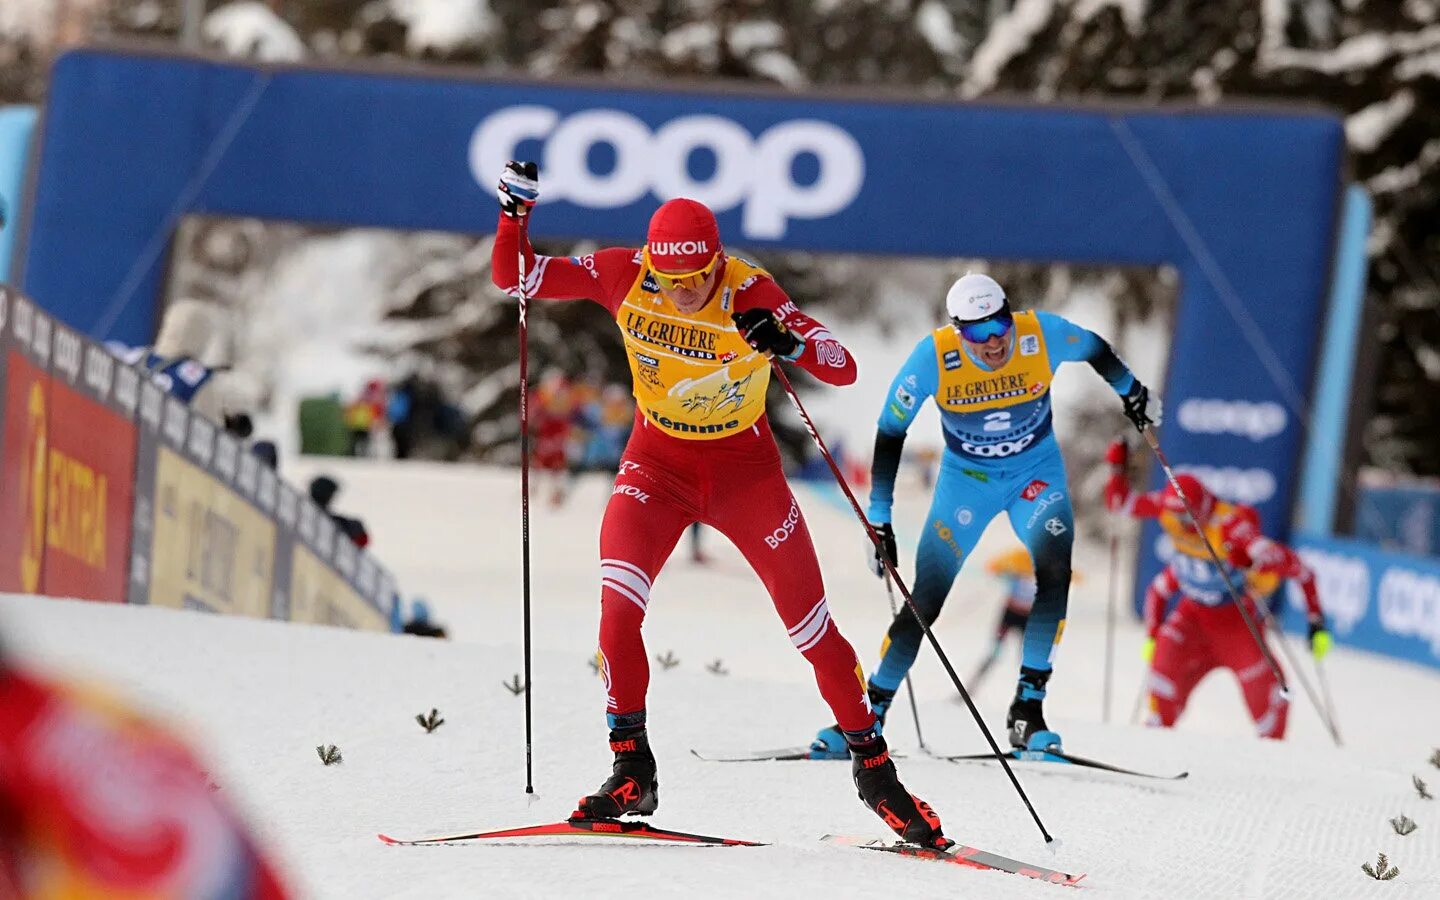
[491, 162, 947, 848]
[1103, 440, 1330, 738]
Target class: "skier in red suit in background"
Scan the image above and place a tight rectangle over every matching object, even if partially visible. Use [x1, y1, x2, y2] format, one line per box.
[1104, 439, 1330, 738]
[491, 161, 946, 848]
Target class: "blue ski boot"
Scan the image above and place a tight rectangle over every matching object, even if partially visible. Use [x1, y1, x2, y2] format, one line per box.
[1007, 666, 1062, 752]
[810, 684, 897, 759]
[810, 724, 849, 759]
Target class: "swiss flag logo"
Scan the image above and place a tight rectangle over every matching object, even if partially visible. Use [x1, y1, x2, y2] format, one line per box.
[1021, 480, 1049, 501]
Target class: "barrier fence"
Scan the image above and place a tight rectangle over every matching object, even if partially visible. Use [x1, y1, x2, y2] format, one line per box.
[1284, 535, 1440, 672]
[0, 284, 395, 629]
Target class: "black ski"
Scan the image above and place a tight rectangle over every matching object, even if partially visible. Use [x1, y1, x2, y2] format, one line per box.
[936, 747, 1188, 781]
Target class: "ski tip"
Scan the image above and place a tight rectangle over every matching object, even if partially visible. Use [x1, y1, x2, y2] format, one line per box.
[377, 834, 402, 845]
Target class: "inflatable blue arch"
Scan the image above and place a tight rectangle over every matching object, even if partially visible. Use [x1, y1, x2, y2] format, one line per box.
[9, 48, 1348, 606]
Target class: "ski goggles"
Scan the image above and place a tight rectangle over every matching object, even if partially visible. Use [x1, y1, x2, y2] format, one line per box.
[953, 308, 1014, 344]
[645, 248, 721, 291]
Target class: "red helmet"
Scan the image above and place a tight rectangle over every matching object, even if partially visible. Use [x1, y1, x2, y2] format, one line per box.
[646, 198, 721, 273]
[1163, 474, 1216, 522]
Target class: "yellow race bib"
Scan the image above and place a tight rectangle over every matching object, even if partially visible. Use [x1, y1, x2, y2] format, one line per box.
[1160, 501, 1280, 598]
[617, 257, 772, 440]
[932, 311, 1053, 414]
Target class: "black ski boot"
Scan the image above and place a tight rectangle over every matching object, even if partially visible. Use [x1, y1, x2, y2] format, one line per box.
[847, 728, 948, 849]
[573, 729, 659, 819]
[1007, 666, 1061, 751]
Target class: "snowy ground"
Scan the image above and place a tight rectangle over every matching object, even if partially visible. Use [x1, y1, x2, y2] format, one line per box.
[3, 460, 1440, 898]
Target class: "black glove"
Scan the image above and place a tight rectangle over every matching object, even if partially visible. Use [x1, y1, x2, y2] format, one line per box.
[223, 412, 254, 439]
[732, 308, 801, 359]
[1121, 382, 1163, 432]
[497, 160, 539, 218]
[868, 522, 898, 578]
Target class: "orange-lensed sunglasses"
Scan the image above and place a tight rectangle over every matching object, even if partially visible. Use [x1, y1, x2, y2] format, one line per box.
[645, 247, 721, 290]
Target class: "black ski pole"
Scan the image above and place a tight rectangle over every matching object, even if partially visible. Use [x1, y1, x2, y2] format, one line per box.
[772, 364, 1056, 844]
[516, 233, 535, 795]
[1103, 530, 1119, 724]
[882, 573, 927, 752]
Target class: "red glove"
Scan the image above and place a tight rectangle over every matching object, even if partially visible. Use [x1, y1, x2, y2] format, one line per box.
[1104, 471, 1131, 513]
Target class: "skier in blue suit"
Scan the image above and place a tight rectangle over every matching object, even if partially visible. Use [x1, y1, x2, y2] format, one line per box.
[812, 273, 1160, 756]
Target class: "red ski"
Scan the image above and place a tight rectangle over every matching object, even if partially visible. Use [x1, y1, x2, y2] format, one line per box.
[378, 818, 764, 847]
[822, 834, 1084, 886]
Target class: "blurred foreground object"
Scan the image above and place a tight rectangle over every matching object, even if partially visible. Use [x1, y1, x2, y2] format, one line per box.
[0, 653, 289, 897]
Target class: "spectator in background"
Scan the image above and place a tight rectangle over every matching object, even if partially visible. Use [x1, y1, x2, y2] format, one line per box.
[388, 376, 416, 460]
[345, 379, 388, 457]
[581, 384, 634, 472]
[388, 372, 468, 461]
[0, 642, 290, 897]
[401, 599, 447, 639]
[252, 439, 279, 471]
[531, 369, 575, 506]
[109, 299, 253, 440]
[308, 475, 369, 548]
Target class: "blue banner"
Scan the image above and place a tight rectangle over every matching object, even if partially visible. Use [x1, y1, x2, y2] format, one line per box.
[1284, 535, 1440, 671]
[18, 49, 1344, 573]
[1353, 483, 1440, 558]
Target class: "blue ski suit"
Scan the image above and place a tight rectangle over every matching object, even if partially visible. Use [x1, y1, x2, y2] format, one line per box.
[867, 310, 1139, 694]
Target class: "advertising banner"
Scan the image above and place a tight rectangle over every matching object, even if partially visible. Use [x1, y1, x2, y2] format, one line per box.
[38, 321, 137, 601]
[146, 425, 275, 617]
[1285, 535, 1440, 671]
[289, 542, 388, 631]
[0, 294, 50, 594]
[126, 378, 164, 605]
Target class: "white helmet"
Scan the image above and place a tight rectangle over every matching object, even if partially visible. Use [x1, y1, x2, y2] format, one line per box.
[945, 273, 1008, 323]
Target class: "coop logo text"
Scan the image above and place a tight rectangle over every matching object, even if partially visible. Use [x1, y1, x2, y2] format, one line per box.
[470, 106, 866, 239]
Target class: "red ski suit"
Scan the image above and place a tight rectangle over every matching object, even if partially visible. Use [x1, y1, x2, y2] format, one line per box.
[1114, 484, 1323, 739]
[492, 217, 875, 732]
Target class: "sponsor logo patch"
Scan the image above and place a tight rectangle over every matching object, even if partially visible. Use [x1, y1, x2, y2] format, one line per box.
[765, 499, 803, 549]
[942, 349, 962, 370]
[1020, 334, 1040, 356]
[1021, 479, 1049, 501]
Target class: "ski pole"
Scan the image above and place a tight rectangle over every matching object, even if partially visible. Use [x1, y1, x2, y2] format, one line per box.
[1103, 530, 1119, 724]
[882, 573, 928, 752]
[516, 235, 536, 795]
[1138, 426, 1341, 745]
[1246, 597, 1345, 745]
[1315, 655, 1343, 746]
[1129, 678, 1147, 725]
[772, 364, 1057, 845]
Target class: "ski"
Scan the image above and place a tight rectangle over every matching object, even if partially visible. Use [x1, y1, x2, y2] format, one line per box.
[690, 747, 817, 762]
[689, 748, 906, 763]
[379, 818, 764, 847]
[821, 834, 1084, 886]
[936, 747, 1188, 781]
